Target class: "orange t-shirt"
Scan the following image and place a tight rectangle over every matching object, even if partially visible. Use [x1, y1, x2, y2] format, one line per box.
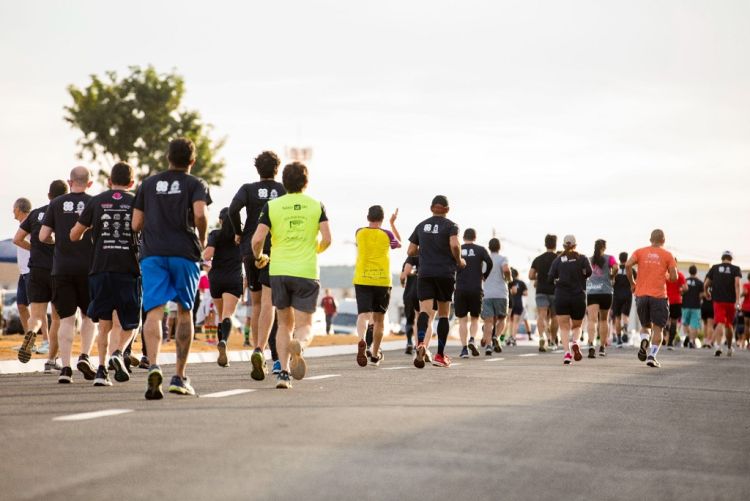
[632, 246, 676, 299]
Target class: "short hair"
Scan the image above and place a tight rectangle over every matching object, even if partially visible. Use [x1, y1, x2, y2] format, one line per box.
[168, 138, 196, 169]
[650, 229, 665, 244]
[255, 151, 280, 178]
[49, 179, 68, 199]
[689, 265, 697, 275]
[544, 234, 557, 249]
[367, 205, 384, 222]
[489, 238, 500, 253]
[463, 228, 476, 241]
[13, 198, 31, 213]
[511, 267, 518, 279]
[110, 162, 134, 186]
[619, 252, 628, 263]
[282, 162, 308, 193]
[69, 166, 91, 186]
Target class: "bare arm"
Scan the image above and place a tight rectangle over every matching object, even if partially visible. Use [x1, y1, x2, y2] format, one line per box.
[13, 228, 31, 251]
[667, 265, 678, 282]
[449, 234, 464, 268]
[202, 246, 215, 261]
[502, 264, 511, 283]
[735, 277, 741, 306]
[704, 278, 712, 299]
[407, 242, 419, 257]
[132, 209, 144, 232]
[193, 200, 208, 249]
[389, 209, 401, 244]
[625, 255, 637, 292]
[400, 263, 414, 287]
[251, 224, 270, 259]
[317, 221, 331, 254]
[69, 222, 89, 242]
[528, 267, 537, 281]
[39, 225, 54, 244]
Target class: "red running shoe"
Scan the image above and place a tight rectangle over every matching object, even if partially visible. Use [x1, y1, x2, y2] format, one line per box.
[572, 343, 582, 362]
[356, 339, 368, 367]
[432, 353, 452, 367]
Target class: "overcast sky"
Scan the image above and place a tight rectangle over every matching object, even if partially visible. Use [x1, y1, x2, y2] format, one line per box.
[1, 0, 748, 274]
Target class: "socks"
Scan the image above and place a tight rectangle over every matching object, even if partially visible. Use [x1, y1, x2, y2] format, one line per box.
[640, 332, 649, 341]
[269, 317, 279, 361]
[220, 318, 232, 343]
[365, 324, 374, 348]
[437, 317, 449, 356]
[650, 344, 660, 357]
[405, 324, 414, 345]
[416, 312, 429, 344]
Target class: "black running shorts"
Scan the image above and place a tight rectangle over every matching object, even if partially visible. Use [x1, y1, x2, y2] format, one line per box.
[636, 296, 669, 329]
[669, 303, 682, 320]
[701, 301, 713, 321]
[612, 293, 633, 317]
[417, 276, 455, 303]
[554, 292, 586, 321]
[586, 293, 613, 310]
[209, 274, 243, 299]
[27, 267, 53, 304]
[243, 256, 263, 293]
[87, 272, 142, 330]
[354, 285, 392, 314]
[454, 290, 482, 318]
[52, 274, 90, 319]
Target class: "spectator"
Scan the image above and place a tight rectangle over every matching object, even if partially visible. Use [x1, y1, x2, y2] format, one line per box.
[321, 289, 337, 335]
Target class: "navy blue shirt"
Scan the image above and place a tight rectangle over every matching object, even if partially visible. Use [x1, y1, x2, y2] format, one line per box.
[456, 243, 493, 293]
[20, 205, 54, 270]
[408, 216, 459, 279]
[42, 192, 93, 276]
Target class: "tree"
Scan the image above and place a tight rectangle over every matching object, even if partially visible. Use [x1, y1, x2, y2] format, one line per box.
[64, 65, 226, 185]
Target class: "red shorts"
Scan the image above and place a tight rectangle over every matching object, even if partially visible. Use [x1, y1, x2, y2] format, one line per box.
[713, 302, 736, 327]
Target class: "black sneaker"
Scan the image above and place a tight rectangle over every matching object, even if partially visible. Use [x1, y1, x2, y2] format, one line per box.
[217, 340, 229, 367]
[77, 354, 96, 380]
[646, 355, 661, 368]
[58, 366, 73, 384]
[638, 339, 649, 362]
[93, 366, 113, 386]
[588, 346, 596, 359]
[621, 333, 629, 344]
[492, 336, 502, 353]
[468, 338, 480, 357]
[139, 356, 150, 369]
[108, 359, 116, 371]
[111, 351, 130, 383]
[599, 346, 606, 357]
[370, 350, 384, 366]
[276, 370, 292, 389]
[485, 345, 493, 356]
[405, 343, 414, 355]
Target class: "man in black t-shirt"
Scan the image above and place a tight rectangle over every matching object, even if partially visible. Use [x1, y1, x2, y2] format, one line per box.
[39, 167, 96, 384]
[407, 195, 465, 368]
[508, 268, 528, 346]
[529, 234, 558, 351]
[14, 180, 68, 373]
[704, 251, 742, 357]
[228, 151, 286, 380]
[133, 138, 211, 399]
[400, 256, 420, 354]
[612, 251, 635, 347]
[71, 162, 140, 386]
[680, 265, 703, 348]
[455, 228, 492, 358]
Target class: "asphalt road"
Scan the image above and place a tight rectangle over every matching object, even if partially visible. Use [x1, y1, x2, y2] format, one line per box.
[1, 344, 749, 501]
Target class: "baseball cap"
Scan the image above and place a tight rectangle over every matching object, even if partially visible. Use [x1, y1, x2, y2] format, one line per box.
[431, 195, 449, 208]
[563, 234, 576, 246]
[722, 250, 733, 259]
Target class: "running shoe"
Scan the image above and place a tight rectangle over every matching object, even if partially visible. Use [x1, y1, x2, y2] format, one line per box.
[572, 343, 582, 362]
[251, 349, 266, 381]
[44, 359, 62, 374]
[276, 370, 292, 389]
[145, 366, 164, 400]
[289, 339, 306, 380]
[424, 349, 432, 364]
[646, 355, 661, 368]
[356, 339, 368, 367]
[77, 354, 96, 380]
[125, 352, 139, 368]
[414, 343, 426, 369]
[599, 346, 606, 357]
[563, 352, 572, 365]
[715, 348, 722, 357]
[17, 330, 38, 363]
[588, 346, 596, 359]
[468, 338, 480, 357]
[139, 356, 150, 369]
[638, 339, 650, 362]
[727, 347, 734, 357]
[485, 344, 493, 356]
[370, 350, 384, 366]
[217, 339, 229, 367]
[168, 375, 196, 396]
[459, 346, 469, 359]
[366, 347, 372, 359]
[93, 366, 113, 387]
[622, 333, 629, 343]
[36, 340, 49, 355]
[405, 343, 414, 355]
[683, 336, 690, 348]
[616, 339, 623, 349]
[58, 366, 73, 384]
[111, 351, 130, 383]
[539, 339, 547, 353]
[492, 336, 503, 353]
[272, 360, 281, 375]
[667, 345, 674, 351]
[432, 353, 452, 368]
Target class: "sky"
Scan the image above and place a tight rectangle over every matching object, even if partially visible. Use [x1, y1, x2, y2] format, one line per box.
[1, 0, 748, 275]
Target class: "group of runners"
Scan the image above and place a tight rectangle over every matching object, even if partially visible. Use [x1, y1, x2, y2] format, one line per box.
[10, 139, 750, 399]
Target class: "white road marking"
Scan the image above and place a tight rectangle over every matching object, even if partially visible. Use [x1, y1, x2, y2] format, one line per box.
[200, 389, 255, 398]
[485, 358, 506, 362]
[383, 366, 410, 370]
[53, 409, 133, 422]
[518, 354, 539, 357]
[305, 374, 340, 381]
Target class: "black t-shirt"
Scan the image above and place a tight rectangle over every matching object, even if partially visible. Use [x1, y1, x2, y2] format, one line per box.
[207, 229, 242, 283]
[134, 170, 211, 262]
[77, 190, 139, 276]
[408, 216, 459, 279]
[682, 276, 703, 309]
[42, 192, 94, 276]
[613, 264, 635, 296]
[402, 256, 419, 300]
[706, 263, 741, 302]
[456, 243, 493, 293]
[549, 252, 593, 296]
[20, 205, 54, 270]
[530, 251, 557, 294]
[510, 279, 527, 308]
[228, 180, 286, 256]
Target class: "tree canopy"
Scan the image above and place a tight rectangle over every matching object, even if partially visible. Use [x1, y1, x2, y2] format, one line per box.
[64, 65, 226, 185]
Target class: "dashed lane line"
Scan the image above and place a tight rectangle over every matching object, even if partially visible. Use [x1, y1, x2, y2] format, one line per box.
[53, 409, 134, 422]
[200, 389, 256, 398]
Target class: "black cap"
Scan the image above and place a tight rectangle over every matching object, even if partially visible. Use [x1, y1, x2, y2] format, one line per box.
[431, 195, 449, 207]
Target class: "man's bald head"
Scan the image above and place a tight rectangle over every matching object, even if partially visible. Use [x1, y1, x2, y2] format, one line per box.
[650, 229, 665, 245]
[69, 166, 92, 191]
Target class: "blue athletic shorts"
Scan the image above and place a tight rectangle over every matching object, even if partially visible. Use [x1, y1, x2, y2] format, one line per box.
[141, 256, 200, 313]
[681, 308, 701, 330]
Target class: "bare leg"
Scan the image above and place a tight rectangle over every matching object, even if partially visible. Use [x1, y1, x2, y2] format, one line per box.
[558, 315, 572, 351]
[175, 305, 194, 378]
[144, 307, 164, 367]
[250, 290, 262, 348]
[79, 315, 97, 356]
[276, 307, 295, 371]
[18, 304, 29, 334]
[356, 313, 370, 341]
[58, 316, 76, 368]
[586, 304, 599, 345]
[371, 312, 385, 356]
[599, 310, 610, 348]
[469, 316, 479, 340]
[458, 316, 468, 346]
[257, 286, 275, 351]
[98, 319, 113, 366]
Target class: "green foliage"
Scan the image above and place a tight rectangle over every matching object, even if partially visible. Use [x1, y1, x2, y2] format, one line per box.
[64, 65, 226, 185]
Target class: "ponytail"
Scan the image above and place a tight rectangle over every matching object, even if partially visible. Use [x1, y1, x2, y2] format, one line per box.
[592, 239, 606, 267]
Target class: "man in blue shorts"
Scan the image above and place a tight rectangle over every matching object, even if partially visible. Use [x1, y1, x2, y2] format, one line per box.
[133, 138, 211, 399]
[681, 265, 703, 348]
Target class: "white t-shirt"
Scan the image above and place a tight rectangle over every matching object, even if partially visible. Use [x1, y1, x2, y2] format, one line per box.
[17, 247, 30, 275]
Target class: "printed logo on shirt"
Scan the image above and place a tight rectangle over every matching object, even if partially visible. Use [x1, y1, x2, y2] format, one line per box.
[294, 204, 301, 210]
[423, 224, 432, 232]
[270, 189, 279, 199]
[169, 181, 181, 194]
[156, 181, 169, 193]
[37, 212, 44, 221]
[258, 188, 268, 198]
[432, 225, 439, 234]
[112, 192, 122, 200]
[76, 201, 85, 214]
[63, 201, 74, 212]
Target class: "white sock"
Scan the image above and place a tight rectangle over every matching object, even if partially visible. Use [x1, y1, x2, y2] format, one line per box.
[650, 344, 659, 357]
[640, 333, 649, 341]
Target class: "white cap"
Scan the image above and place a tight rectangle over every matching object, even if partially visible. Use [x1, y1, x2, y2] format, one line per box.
[563, 234, 576, 246]
[722, 250, 733, 259]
